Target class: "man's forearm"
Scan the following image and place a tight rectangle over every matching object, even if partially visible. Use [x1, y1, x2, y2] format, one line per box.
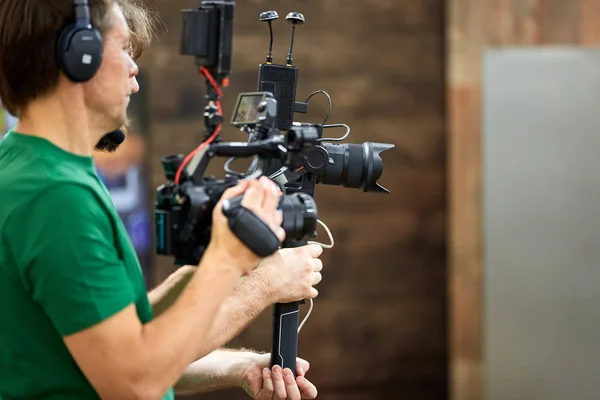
[150, 265, 275, 352]
[134, 249, 244, 399]
[201, 268, 275, 351]
[148, 266, 195, 317]
[174, 348, 261, 395]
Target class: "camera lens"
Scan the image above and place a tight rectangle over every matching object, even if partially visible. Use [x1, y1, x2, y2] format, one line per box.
[280, 193, 318, 243]
[317, 142, 393, 193]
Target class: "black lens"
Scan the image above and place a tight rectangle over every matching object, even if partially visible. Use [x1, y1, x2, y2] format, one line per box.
[280, 193, 318, 243]
[317, 142, 394, 193]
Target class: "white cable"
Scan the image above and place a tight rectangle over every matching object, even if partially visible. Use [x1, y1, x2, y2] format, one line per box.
[308, 219, 335, 249]
[297, 297, 313, 333]
[298, 219, 334, 333]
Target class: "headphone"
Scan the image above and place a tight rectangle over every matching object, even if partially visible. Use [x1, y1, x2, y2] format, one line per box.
[57, 0, 103, 83]
[57, 0, 126, 145]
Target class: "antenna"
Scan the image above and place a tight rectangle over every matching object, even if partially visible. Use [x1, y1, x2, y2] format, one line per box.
[259, 11, 279, 63]
[285, 12, 305, 66]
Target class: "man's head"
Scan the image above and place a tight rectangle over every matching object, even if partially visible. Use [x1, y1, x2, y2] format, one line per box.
[0, 0, 158, 152]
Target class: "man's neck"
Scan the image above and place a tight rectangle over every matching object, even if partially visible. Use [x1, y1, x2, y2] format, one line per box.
[15, 92, 104, 158]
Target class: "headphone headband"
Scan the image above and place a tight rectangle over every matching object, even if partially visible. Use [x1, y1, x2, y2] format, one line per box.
[74, 0, 92, 28]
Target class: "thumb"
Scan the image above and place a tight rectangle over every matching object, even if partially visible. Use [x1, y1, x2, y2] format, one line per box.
[220, 179, 251, 202]
[214, 180, 252, 217]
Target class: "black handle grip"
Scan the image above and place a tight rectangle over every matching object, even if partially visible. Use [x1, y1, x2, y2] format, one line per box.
[271, 301, 300, 376]
[270, 238, 308, 377]
[221, 198, 280, 257]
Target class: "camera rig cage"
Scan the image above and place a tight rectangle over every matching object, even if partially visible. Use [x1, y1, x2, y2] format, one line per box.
[154, 0, 394, 376]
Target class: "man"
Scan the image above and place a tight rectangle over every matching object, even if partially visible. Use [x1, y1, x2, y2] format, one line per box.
[0, 1, 324, 399]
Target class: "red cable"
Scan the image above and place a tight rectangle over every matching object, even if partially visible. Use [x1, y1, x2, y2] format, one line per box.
[174, 67, 224, 185]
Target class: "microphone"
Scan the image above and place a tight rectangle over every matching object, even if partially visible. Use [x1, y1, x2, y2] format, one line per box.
[257, 11, 307, 131]
[106, 129, 125, 144]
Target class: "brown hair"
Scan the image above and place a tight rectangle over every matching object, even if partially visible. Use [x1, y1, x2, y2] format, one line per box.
[123, 0, 161, 61]
[0, 0, 159, 117]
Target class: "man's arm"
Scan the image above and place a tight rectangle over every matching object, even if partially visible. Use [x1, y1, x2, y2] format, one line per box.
[203, 268, 274, 348]
[174, 348, 255, 395]
[65, 249, 243, 400]
[174, 349, 319, 399]
[148, 265, 273, 347]
[148, 245, 324, 353]
[22, 178, 283, 400]
[147, 265, 196, 317]
[203, 245, 323, 350]
[65, 179, 282, 400]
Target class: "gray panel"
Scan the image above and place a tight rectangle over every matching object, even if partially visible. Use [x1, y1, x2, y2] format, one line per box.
[483, 48, 600, 400]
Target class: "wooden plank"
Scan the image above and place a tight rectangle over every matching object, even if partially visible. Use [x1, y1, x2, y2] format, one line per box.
[448, 1, 600, 400]
[447, 0, 485, 399]
[447, 0, 485, 86]
[448, 84, 483, 400]
[539, 0, 581, 44]
[579, 0, 600, 45]
[486, 0, 543, 45]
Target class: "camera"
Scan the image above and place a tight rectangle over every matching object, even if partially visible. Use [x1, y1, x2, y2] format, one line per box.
[155, 0, 394, 375]
[155, 91, 320, 266]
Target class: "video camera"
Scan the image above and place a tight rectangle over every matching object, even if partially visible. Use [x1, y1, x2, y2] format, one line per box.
[154, 0, 394, 376]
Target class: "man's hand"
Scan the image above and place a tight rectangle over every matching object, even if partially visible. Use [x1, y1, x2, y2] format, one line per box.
[240, 354, 318, 400]
[210, 176, 285, 276]
[256, 245, 324, 304]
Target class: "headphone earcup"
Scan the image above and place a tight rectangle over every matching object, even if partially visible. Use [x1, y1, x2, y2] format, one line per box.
[57, 25, 103, 83]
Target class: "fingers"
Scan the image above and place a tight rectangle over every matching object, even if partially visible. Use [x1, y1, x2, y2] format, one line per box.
[220, 179, 250, 202]
[295, 359, 316, 399]
[241, 177, 285, 243]
[296, 358, 310, 375]
[259, 367, 274, 400]
[312, 258, 323, 273]
[283, 368, 302, 400]
[271, 365, 288, 400]
[307, 244, 323, 258]
[262, 177, 282, 216]
[214, 180, 250, 221]
[260, 177, 284, 239]
[312, 272, 322, 286]
[260, 365, 307, 400]
[297, 375, 318, 399]
[311, 258, 323, 286]
[240, 179, 267, 213]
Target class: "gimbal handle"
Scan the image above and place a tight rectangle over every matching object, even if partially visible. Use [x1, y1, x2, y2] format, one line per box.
[271, 301, 301, 375]
[270, 238, 307, 377]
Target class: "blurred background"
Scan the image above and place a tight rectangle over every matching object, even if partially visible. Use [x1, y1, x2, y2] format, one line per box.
[5, 1, 600, 399]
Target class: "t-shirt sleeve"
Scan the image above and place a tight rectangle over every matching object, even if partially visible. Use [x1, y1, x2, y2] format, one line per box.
[9, 183, 135, 337]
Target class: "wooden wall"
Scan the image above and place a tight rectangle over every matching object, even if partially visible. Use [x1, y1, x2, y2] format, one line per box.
[447, 1, 600, 400]
[137, 1, 447, 399]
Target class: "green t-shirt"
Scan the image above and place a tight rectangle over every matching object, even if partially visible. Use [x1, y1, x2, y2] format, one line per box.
[0, 131, 174, 400]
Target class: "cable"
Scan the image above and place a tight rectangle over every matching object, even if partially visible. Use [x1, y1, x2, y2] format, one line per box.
[298, 219, 334, 333]
[318, 123, 350, 142]
[308, 219, 335, 249]
[174, 67, 223, 185]
[303, 90, 350, 142]
[224, 157, 246, 177]
[304, 90, 332, 126]
[297, 297, 314, 334]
